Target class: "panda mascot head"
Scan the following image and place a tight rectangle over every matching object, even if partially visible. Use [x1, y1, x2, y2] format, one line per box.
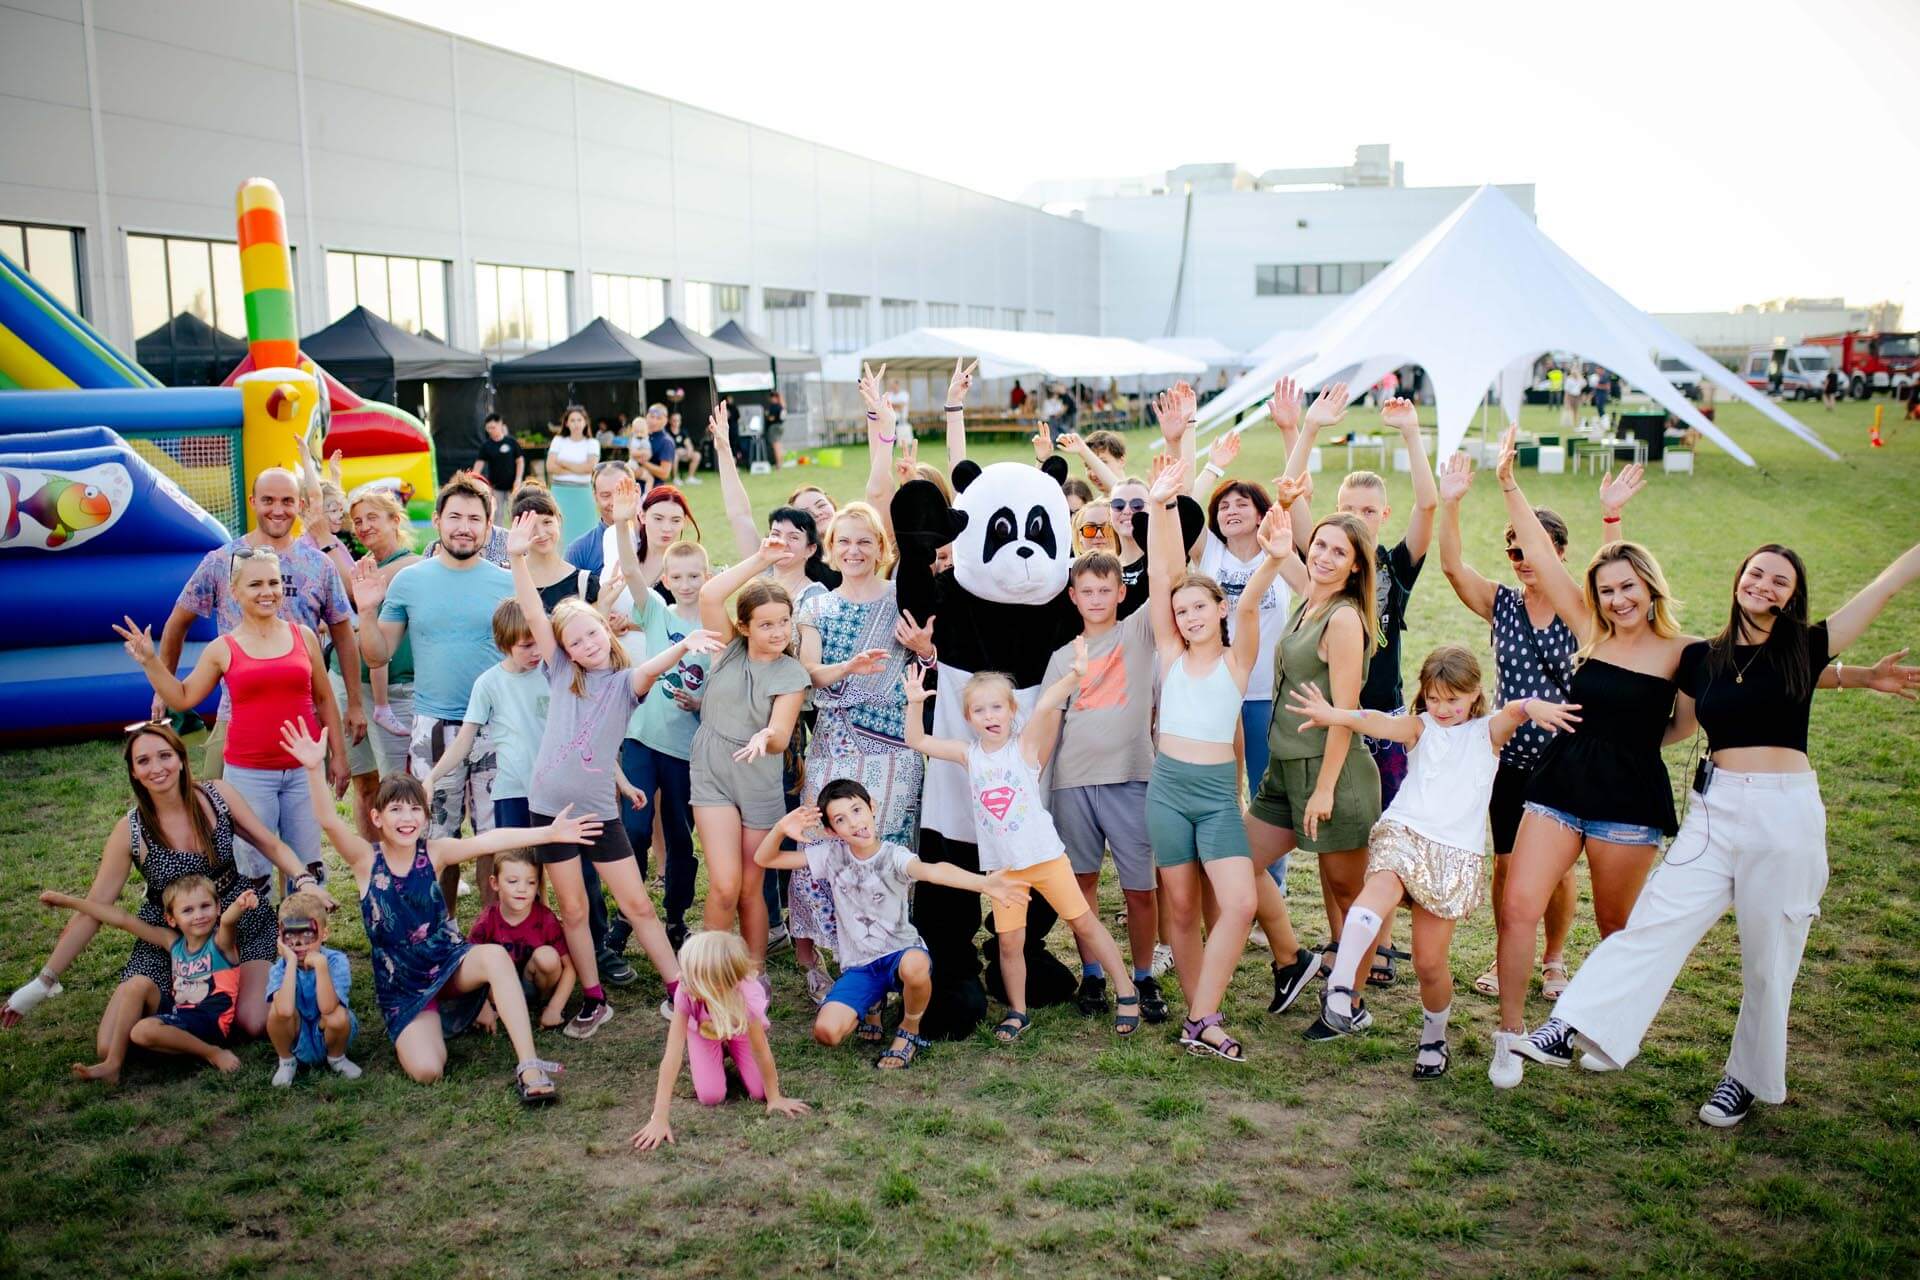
[949, 461, 1072, 606]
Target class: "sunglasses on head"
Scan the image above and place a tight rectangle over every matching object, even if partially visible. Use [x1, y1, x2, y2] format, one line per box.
[1109, 497, 1147, 513]
[123, 717, 169, 736]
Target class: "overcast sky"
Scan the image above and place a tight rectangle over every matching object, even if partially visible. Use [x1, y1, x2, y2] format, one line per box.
[363, 0, 1920, 321]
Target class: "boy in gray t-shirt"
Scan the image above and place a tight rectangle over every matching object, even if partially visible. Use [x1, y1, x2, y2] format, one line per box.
[754, 779, 1024, 1069]
[1041, 553, 1166, 1022]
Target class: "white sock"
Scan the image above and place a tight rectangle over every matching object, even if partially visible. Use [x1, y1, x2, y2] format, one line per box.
[1325, 906, 1383, 1018]
[1419, 1005, 1451, 1068]
[328, 1053, 363, 1080]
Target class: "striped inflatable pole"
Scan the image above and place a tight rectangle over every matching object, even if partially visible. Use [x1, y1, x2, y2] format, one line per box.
[235, 178, 298, 371]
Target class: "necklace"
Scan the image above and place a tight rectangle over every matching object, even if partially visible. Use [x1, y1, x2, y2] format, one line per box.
[1731, 645, 1767, 684]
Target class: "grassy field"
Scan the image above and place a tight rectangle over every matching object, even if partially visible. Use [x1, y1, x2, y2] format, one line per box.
[2, 396, 1917, 1279]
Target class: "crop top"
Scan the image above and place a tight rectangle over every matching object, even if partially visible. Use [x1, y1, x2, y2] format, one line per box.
[1677, 621, 1829, 755]
[1158, 654, 1242, 744]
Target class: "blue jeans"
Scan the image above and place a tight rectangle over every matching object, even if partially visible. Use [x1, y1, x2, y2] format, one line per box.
[621, 740, 699, 927]
[1240, 699, 1290, 891]
[222, 763, 324, 883]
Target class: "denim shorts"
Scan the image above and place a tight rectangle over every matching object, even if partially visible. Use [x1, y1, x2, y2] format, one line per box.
[823, 947, 928, 1015]
[1523, 801, 1664, 848]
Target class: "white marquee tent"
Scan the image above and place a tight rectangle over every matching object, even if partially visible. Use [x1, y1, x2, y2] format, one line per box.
[1196, 185, 1837, 466]
[858, 327, 1205, 385]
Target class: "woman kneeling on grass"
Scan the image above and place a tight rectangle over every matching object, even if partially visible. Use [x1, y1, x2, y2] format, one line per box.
[281, 721, 598, 1103]
[1512, 540, 1920, 1125]
[1286, 646, 1579, 1076]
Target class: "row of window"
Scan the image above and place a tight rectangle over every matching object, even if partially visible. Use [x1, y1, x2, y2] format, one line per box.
[1255, 261, 1389, 297]
[2, 219, 1069, 381]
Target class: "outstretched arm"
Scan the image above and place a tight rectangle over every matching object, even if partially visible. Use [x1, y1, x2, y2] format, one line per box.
[1285, 678, 1423, 745]
[752, 815, 813, 871]
[1152, 382, 1198, 493]
[1597, 463, 1646, 546]
[1280, 379, 1347, 553]
[1021, 641, 1086, 768]
[1490, 695, 1583, 752]
[907, 858, 1031, 913]
[709, 402, 762, 561]
[506, 513, 558, 663]
[1826, 542, 1920, 653]
[38, 890, 176, 951]
[629, 630, 723, 699]
[114, 620, 224, 711]
[433, 806, 603, 869]
[943, 357, 977, 470]
[280, 721, 377, 872]
[631, 1008, 689, 1152]
[699, 535, 785, 635]
[1145, 452, 1187, 656]
[1057, 431, 1121, 494]
[902, 666, 969, 765]
[1382, 398, 1439, 561]
[1497, 425, 1589, 632]
[861, 363, 900, 529]
[1234, 506, 1302, 680]
[1436, 452, 1497, 622]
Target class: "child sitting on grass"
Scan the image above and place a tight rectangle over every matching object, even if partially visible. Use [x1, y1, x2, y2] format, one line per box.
[754, 780, 1027, 1068]
[630, 930, 811, 1151]
[468, 848, 574, 1031]
[40, 877, 256, 1075]
[266, 889, 361, 1085]
[1285, 645, 1580, 1077]
[902, 655, 1145, 1046]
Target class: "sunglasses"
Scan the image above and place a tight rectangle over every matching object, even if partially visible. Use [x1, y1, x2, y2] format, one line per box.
[1077, 520, 1112, 537]
[1505, 542, 1567, 562]
[1109, 497, 1147, 513]
[123, 718, 169, 736]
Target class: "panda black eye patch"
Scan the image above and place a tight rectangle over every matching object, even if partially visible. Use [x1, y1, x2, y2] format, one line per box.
[1023, 505, 1057, 559]
[982, 507, 1020, 562]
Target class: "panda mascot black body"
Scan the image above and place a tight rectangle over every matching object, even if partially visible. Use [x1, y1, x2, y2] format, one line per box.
[892, 455, 1202, 1039]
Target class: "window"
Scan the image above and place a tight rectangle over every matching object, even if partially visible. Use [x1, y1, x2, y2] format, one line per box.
[967, 305, 994, 329]
[1340, 263, 1366, 294]
[763, 287, 812, 351]
[826, 293, 867, 353]
[880, 298, 916, 339]
[1001, 308, 1025, 331]
[1, 221, 84, 317]
[476, 262, 569, 355]
[1255, 264, 1297, 296]
[591, 272, 666, 336]
[1362, 261, 1387, 284]
[684, 281, 746, 335]
[1296, 266, 1319, 296]
[127, 232, 251, 386]
[326, 251, 448, 337]
[926, 302, 960, 327]
[1318, 264, 1342, 294]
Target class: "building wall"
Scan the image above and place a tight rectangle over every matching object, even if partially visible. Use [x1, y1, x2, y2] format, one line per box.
[1084, 183, 1536, 352]
[1653, 306, 1887, 361]
[0, 0, 1101, 358]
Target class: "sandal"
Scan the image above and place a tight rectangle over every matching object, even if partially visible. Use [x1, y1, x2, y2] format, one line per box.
[1472, 962, 1500, 998]
[1180, 1012, 1247, 1063]
[876, 1029, 928, 1070]
[1368, 945, 1410, 988]
[993, 1010, 1032, 1044]
[857, 1004, 887, 1044]
[1113, 993, 1141, 1037]
[513, 1058, 561, 1106]
[1412, 1039, 1451, 1080]
[1541, 959, 1570, 1001]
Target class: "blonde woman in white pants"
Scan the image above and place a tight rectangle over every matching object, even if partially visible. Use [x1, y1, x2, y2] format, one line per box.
[1512, 541, 1920, 1125]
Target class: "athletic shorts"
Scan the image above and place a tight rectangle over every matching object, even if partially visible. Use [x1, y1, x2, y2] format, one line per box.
[991, 855, 1089, 933]
[824, 946, 927, 1015]
[1248, 749, 1381, 853]
[1053, 781, 1154, 892]
[157, 991, 236, 1045]
[1145, 756, 1249, 867]
[291, 1007, 359, 1065]
[532, 809, 640, 865]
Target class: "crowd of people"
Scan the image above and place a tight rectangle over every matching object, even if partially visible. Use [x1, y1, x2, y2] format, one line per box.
[8, 366, 1920, 1140]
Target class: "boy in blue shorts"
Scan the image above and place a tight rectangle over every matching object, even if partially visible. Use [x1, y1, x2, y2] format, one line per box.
[266, 890, 362, 1085]
[755, 779, 1026, 1069]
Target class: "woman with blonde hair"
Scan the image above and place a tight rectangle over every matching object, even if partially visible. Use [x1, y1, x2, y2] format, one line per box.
[346, 485, 420, 779]
[1486, 425, 1699, 1088]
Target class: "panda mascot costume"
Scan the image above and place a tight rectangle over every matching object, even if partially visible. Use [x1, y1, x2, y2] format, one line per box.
[892, 455, 1201, 1039]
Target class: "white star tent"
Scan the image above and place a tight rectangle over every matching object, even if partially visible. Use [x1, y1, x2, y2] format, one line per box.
[1194, 185, 1837, 466]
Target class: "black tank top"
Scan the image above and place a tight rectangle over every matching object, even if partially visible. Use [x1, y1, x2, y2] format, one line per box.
[1524, 658, 1680, 834]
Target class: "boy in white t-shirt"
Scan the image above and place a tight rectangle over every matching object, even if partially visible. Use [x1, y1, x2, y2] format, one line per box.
[754, 780, 1025, 1069]
[904, 651, 1143, 1046]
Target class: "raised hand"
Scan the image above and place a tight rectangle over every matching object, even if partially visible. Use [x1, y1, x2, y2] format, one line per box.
[903, 664, 932, 704]
[1284, 680, 1339, 727]
[1055, 431, 1087, 457]
[327, 449, 345, 487]
[279, 719, 329, 770]
[1146, 452, 1183, 504]
[1273, 471, 1314, 510]
[680, 629, 726, 655]
[607, 473, 641, 526]
[1438, 452, 1474, 504]
[349, 554, 388, 612]
[1524, 699, 1583, 733]
[945, 357, 978, 407]
[1155, 382, 1197, 444]
[1598, 462, 1646, 516]
[1859, 648, 1920, 700]
[1303, 383, 1350, 433]
[1380, 396, 1420, 436]
[229, 888, 260, 917]
[1496, 424, 1519, 487]
[1031, 422, 1054, 462]
[893, 437, 921, 487]
[505, 510, 541, 557]
[1208, 429, 1242, 471]
[1068, 635, 1089, 682]
[757, 532, 795, 567]
[1267, 376, 1303, 433]
[731, 729, 776, 763]
[547, 804, 606, 846]
[708, 400, 731, 450]
[845, 648, 890, 677]
[1256, 504, 1293, 559]
[894, 610, 936, 660]
[859, 363, 894, 431]
[113, 616, 157, 666]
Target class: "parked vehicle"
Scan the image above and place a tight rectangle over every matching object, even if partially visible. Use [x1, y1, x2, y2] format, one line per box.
[1803, 330, 1919, 399]
[1742, 345, 1836, 400]
[1657, 357, 1702, 397]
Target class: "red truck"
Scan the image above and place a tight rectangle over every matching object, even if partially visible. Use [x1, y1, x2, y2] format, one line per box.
[1803, 330, 1919, 399]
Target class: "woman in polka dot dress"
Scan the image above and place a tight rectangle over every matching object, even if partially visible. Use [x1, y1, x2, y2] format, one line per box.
[1434, 449, 1644, 999]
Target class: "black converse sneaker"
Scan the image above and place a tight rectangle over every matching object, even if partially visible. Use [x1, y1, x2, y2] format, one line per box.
[1512, 1017, 1576, 1067]
[1699, 1075, 1755, 1127]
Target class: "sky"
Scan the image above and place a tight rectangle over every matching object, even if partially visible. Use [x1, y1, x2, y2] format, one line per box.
[362, 0, 1920, 321]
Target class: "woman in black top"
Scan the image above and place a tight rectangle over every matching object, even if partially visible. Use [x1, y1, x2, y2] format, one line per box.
[1516, 540, 1920, 1124]
[1486, 427, 1700, 1089]
[510, 485, 602, 613]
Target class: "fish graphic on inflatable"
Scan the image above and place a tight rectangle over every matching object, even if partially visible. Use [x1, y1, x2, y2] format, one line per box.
[2, 463, 130, 550]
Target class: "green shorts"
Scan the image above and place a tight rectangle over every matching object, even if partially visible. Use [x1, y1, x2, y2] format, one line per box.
[1248, 749, 1381, 853]
[1145, 756, 1250, 868]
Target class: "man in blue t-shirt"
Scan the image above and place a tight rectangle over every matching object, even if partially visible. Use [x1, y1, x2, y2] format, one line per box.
[354, 476, 514, 882]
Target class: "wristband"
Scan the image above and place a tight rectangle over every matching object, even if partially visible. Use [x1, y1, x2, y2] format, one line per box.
[877, 434, 896, 445]
[1502, 486, 1519, 493]
[1601, 515, 1621, 525]
[915, 651, 937, 668]
[944, 404, 964, 412]
[866, 412, 878, 420]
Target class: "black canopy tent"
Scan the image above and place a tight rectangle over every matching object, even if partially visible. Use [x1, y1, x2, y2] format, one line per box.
[711, 321, 824, 450]
[301, 307, 491, 478]
[489, 317, 707, 445]
[135, 311, 250, 388]
[637, 318, 775, 463]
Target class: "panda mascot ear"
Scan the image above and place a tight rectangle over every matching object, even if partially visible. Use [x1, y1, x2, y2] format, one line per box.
[890, 478, 967, 555]
[950, 462, 1072, 606]
[1129, 494, 1207, 555]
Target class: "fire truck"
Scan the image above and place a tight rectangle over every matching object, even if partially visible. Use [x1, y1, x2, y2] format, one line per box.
[1803, 330, 1919, 399]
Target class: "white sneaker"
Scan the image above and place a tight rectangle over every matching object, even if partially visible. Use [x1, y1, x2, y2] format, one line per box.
[1488, 1031, 1524, 1090]
[1578, 1052, 1619, 1073]
[767, 923, 791, 954]
[271, 1058, 298, 1088]
[658, 1000, 674, 1022]
[1249, 924, 1270, 950]
[327, 1055, 364, 1080]
[1150, 942, 1175, 978]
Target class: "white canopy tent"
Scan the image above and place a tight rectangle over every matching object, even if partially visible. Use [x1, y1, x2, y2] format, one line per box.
[858, 327, 1206, 386]
[1196, 185, 1837, 467]
[1143, 336, 1251, 376]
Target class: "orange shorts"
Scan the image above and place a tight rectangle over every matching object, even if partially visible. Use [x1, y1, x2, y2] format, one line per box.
[991, 855, 1088, 933]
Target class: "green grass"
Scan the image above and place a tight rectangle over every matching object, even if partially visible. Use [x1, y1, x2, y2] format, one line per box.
[3, 397, 1918, 1278]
